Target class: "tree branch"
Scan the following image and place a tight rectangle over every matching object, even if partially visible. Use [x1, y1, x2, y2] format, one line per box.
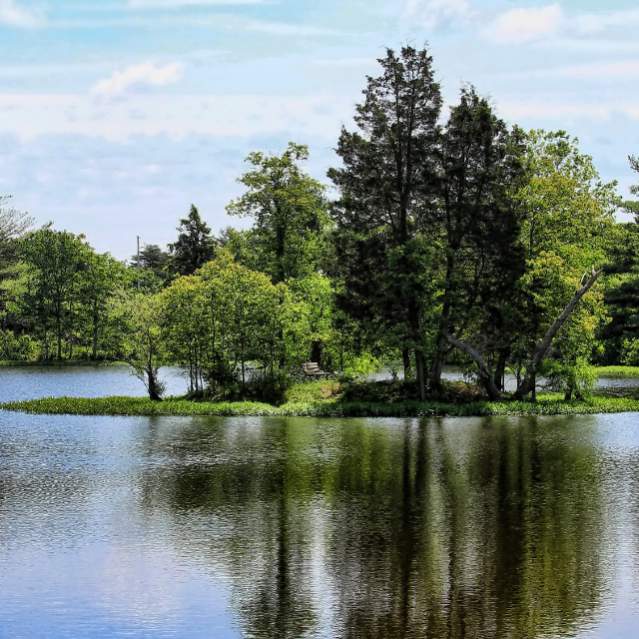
[444, 332, 501, 400]
[515, 268, 602, 399]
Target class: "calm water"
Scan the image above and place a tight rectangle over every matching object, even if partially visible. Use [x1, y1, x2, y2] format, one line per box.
[0, 365, 187, 401]
[0, 364, 627, 402]
[374, 366, 637, 393]
[1, 369, 639, 638]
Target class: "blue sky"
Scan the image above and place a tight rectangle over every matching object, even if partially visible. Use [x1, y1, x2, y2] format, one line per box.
[0, 0, 638, 259]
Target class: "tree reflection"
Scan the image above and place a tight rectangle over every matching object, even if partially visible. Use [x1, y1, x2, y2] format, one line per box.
[140, 415, 606, 639]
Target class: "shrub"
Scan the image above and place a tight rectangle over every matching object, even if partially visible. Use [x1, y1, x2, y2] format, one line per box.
[0, 330, 39, 361]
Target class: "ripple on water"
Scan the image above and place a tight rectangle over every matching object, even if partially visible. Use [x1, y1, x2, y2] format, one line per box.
[1, 405, 639, 637]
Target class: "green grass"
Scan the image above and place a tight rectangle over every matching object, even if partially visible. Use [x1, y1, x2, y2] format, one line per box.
[595, 366, 639, 379]
[3, 392, 639, 418]
[0, 396, 280, 417]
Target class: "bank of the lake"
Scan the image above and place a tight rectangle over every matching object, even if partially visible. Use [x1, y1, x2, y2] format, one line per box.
[594, 366, 639, 378]
[4, 393, 639, 418]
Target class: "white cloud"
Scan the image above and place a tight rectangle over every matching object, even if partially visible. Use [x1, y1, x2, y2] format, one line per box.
[47, 13, 343, 38]
[484, 4, 563, 44]
[574, 8, 639, 36]
[127, 0, 267, 7]
[242, 19, 341, 36]
[402, 0, 472, 30]
[492, 58, 639, 83]
[0, 0, 44, 28]
[497, 99, 639, 122]
[550, 60, 639, 80]
[91, 62, 183, 98]
[0, 92, 352, 142]
[481, 5, 639, 48]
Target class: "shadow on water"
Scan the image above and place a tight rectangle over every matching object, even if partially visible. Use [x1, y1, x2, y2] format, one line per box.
[135, 414, 607, 639]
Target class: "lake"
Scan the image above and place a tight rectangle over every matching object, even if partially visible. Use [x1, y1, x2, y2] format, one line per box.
[1, 368, 639, 638]
[0, 364, 188, 401]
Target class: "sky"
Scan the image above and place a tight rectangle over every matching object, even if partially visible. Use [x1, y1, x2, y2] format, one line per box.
[0, 0, 638, 259]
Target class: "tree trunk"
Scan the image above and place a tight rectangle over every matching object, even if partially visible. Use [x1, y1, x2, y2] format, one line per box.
[92, 302, 99, 360]
[147, 368, 162, 401]
[402, 348, 412, 381]
[493, 348, 509, 392]
[56, 313, 62, 361]
[430, 249, 456, 391]
[429, 353, 444, 392]
[444, 332, 502, 400]
[407, 294, 426, 399]
[515, 269, 601, 400]
[415, 349, 426, 401]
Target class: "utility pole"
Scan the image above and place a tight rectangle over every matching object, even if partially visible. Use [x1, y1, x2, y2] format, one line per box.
[137, 235, 141, 291]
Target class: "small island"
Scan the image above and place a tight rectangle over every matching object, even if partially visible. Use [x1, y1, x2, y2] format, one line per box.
[2, 48, 639, 421]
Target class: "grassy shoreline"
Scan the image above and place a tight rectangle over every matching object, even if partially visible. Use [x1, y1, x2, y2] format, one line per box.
[594, 366, 639, 379]
[3, 393, 639, 418]
[2, 372, 639, 418]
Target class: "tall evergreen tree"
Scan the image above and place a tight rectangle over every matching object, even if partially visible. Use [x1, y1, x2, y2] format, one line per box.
[131, 243, 171, 282]
[169, 205, 216, 276]
[429, 88, 528, 396]
[329, 46, 442, 399]
[603, 156, 639, 363]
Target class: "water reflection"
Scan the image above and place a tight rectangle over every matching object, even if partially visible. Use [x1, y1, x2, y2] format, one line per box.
[133, 415, 609, 639]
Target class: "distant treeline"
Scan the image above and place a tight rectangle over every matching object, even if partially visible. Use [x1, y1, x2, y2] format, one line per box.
[1, 46, 639, 402]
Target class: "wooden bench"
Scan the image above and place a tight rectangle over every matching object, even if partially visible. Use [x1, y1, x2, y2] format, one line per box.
[302, 362, 330, 378]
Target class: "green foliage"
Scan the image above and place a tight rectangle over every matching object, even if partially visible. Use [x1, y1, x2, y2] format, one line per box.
[15, 227, 93, 360]
[158, 251, 291, 400]
[197, 251, 285, 394]
[158, 274, 208, 394]
[1, 49, 635, 405]
[431, 87, 528, 395]
[130, 243, 171, 285]
[169, 204, 216, 276]
[340, 352, 380, 380]
[542, 357, 597, 400]
[602, 160, 639, 362]
[4, 227, 130, 362]
[282, 379, 341, 404]
[81, 251, 128, 359]
[0, 329, 38, 361]
[116, 292, 166, 400]
[227, 143, 329, 283]
[620, 338, 639, 366]
[329, 47, 442, 393]
[284, 273, 336, 367]
[506, 131, 618, 393]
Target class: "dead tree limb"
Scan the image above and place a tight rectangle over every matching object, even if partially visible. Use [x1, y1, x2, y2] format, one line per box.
[515, 268, 602, 400]
[444, 332, 502, 400]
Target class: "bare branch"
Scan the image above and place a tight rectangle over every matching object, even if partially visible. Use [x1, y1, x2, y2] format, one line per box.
[0, 196, 33, 244]
[515, 268, 602, 399]
[444, 332, 501, 400]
